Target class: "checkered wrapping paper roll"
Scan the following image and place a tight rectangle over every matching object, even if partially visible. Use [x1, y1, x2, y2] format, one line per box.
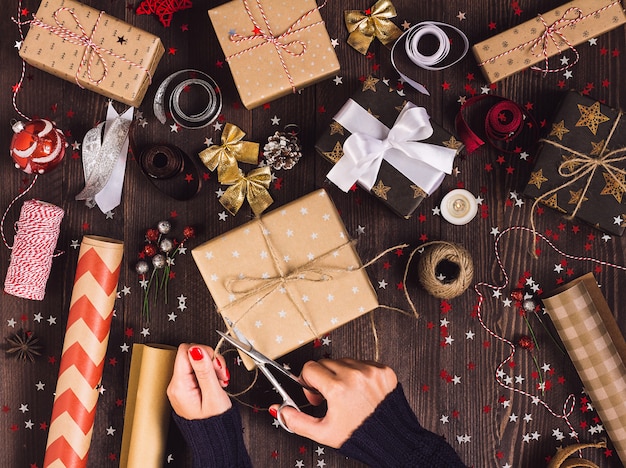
[43, 236, 123, 468]
[543, 273, 626, 466]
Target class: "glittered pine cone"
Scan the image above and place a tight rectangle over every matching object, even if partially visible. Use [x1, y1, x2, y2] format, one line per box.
[263, 131, 302, 170]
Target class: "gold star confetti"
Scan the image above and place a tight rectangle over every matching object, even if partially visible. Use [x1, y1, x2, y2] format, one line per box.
[575, 101, 610, 135]
[590, 140, 605, 156]
[323, 141, 343, 163]
[372, 179, 391, 199]
[540, 194, 566, 212]
[560, 154, 580, 173]
[568, 189, 588, 205]
[528, 168, 548, 189]
[410, 185, 427, 199]
[395, 100, 408, 112]
[367, 108, 380, 120]
[442, 136, 463, 149]
[362, 75, 379, 92]
[329, 121, 344, 136]
[600, 171, 626, 203]
[549, 120, 570, 140]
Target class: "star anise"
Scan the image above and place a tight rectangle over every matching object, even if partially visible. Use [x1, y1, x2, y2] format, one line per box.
[6, 330, 42, 362]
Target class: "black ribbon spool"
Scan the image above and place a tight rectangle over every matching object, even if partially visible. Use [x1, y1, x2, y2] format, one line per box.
[137, 144, 201, 201]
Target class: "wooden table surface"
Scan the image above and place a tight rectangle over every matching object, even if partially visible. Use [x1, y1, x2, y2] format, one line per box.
[1, 0, 626, 467]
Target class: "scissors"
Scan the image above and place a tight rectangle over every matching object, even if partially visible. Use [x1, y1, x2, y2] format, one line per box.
[216, 322, 318, 432]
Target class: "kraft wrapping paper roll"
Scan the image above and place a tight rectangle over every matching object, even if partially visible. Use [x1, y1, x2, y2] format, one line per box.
[543, 273, 626, 466]
[120, 344, 177, 468]
[43, 236, 124, 468]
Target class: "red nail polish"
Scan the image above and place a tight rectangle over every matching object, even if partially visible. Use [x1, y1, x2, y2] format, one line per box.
[225, 368, 231, 379]
[268, 407, 278, 418]
[190, 347, 204, 361]
[215, 358, 222, 368]
[222, 379, 230, 386]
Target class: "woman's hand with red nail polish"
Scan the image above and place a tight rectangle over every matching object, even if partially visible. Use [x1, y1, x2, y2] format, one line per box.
[270, 358, 397, 448]
[167, 343, 232, 419]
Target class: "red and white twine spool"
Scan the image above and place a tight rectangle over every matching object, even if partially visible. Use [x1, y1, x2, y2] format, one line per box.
[3, 199, 64, 300]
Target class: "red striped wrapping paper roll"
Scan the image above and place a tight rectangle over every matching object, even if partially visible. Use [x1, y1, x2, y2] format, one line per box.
[4, 199, 64, 300]
[43, 235, 123, 468]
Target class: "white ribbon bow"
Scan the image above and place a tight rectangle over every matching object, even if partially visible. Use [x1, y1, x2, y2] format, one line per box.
[326, 99, 457, 193]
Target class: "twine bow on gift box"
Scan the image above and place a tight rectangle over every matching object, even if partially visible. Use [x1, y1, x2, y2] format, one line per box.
[219, 166, 273, 216]
[344, 0, 402, 55]
[326, 99, 457, 193]
[27, 7, 153, 88]
[528, 110, 626, 254]
[199, 123, 259, 183]
[477, 1, 622, 76]
[227, 0, 327, 92]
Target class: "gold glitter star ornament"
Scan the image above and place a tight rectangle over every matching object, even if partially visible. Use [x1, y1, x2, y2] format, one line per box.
[575, 101, 610, 135]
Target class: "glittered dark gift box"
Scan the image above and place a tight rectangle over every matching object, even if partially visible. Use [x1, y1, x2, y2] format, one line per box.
[523, 91, 626, 236]
[315, 76, 462, 219]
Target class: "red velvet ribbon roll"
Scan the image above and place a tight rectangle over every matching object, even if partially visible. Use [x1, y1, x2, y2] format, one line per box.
[455, 95, 538, 154]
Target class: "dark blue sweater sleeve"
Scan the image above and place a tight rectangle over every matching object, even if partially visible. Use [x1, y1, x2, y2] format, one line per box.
[339, 384, 466, 468]
[172, 405, 252, 468]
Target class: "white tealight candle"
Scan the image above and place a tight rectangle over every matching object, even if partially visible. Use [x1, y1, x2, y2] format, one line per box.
[440, 189, 478, 225]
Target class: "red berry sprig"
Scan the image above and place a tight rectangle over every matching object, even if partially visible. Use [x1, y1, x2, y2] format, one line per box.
[134, 220, 195, 320]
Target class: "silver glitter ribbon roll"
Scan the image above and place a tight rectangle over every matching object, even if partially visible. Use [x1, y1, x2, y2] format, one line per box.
[75, 102, 133, 212]
[153, 69, 222, 129]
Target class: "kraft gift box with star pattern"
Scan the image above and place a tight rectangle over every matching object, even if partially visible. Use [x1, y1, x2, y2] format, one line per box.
[208, 0, 340, 110]
[523, 91, 626, 236]
[192, 189, 378, 369]
[315, 75, 464, 219]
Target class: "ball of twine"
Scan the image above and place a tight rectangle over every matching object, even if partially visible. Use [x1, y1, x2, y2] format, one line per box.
[417, 242, 474, 299]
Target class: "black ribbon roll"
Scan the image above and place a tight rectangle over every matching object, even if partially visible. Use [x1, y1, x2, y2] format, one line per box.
[137, 144, 201, 201]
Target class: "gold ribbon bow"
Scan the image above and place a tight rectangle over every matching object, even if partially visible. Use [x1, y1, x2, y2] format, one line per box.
[219, 167, 273, 216]
[344, 0, 402, 55]
[199, 123, 259, 183]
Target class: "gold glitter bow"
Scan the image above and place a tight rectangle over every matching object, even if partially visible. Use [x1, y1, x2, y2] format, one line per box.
[344, 0, 402, 55]
[219, 166, 273, 216]
[199, 123, 259, 183]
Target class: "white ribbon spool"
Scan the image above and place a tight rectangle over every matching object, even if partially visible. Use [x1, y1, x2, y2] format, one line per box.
[391, 21, 470, 95]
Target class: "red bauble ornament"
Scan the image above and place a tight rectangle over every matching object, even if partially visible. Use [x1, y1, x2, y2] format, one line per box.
[143, 243, 158, 257]
[517, 335, 535, 351]
[182, 226, 195, 239]
[145, 228, 159, 242]
[10, 119, 67, 174]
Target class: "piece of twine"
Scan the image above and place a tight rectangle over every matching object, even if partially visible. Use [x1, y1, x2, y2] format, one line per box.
[529, 109, 626, 256]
